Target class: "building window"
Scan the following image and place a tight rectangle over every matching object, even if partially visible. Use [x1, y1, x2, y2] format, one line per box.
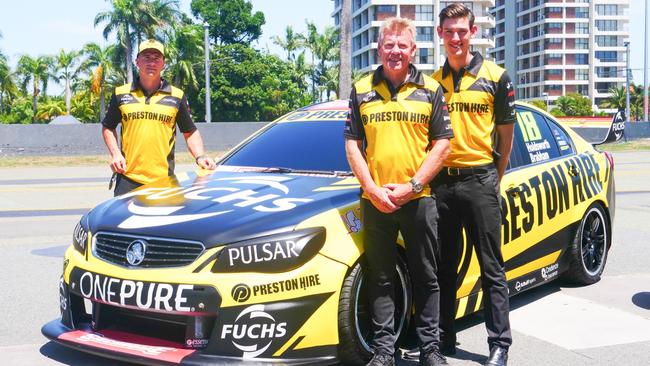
[417, 48, 433, 64]
[575, 8, 589, 18]
[596, 4, 619, 16]
[576, 23, 589, 34]
[415, 5, 433, 21]
[376, 5, 396, 14]
[575, 38, 588, 49]
[576, 69, 589, 80]
[596, 35, 619, 47]
[416, 27, 433, 42]
[596, 51, 618, 63]
[595, 20, 618, 32]
[596, 67, 620, 78]
[575, 54, 588, 65]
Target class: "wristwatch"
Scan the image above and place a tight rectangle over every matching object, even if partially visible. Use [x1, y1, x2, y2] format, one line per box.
[409, 178, 424, 193]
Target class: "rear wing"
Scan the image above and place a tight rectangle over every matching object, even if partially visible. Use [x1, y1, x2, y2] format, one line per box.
[594, 108, 626, 146]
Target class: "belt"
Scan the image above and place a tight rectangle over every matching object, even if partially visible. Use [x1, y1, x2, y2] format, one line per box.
[443, 164, 494, 176]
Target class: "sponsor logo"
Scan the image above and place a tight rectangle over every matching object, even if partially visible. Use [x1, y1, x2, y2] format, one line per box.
[73, 223, 88, 251]
[79, 333, 176, 355]
[231, 284, 251, 303]
[126, 239, 147, 266]
[231, 275, 321, 303]
[253, 274, 321, 297]
[77, 271, 193, 312]
[59, 276, 67, 311]
[119, 94, 135, 104]
[514, 277, 536, 292]
[117, 176, 313, 229]
[541, 263, 559, 280]
[220, 304, 287, 358]
[362, 90, 377, 103]
[447, 101, 490, 114]
[227, 240, 299, 267]
[186, 338, 209, 348]
[342, 208, 362, 234]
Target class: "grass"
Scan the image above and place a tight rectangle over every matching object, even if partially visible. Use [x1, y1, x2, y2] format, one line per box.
[1, 140, 650, 168]
[599, 139, 650, 152]
[0, 151, 226, 168]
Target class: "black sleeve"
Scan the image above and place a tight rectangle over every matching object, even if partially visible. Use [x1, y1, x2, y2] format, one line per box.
[343, 86, 365, 141]
[101, 92, 121, 129]
[176, 95, 198, 133]
[428, 85, 454, 141]
[494, 71, 516, 125]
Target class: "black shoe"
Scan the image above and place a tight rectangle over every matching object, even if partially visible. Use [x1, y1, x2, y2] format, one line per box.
[420, 348, 448, 366]
[366, 352, 395, 366]
[402, 339, 456, 360]
[484, 346, 508, 366]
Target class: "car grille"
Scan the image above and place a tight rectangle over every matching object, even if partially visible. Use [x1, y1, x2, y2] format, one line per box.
[93, 232, 205, 268]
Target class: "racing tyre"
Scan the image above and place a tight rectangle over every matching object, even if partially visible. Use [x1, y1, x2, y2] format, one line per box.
[337, 254, 411, 365]
[564, 203, 610, 284]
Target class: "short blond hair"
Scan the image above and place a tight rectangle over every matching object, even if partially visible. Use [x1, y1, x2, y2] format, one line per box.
[378, 17, 416, 45]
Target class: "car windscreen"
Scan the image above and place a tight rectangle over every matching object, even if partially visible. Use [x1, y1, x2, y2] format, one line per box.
[221, 120, 351, 172]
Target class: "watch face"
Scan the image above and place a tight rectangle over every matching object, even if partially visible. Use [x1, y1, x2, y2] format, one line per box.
[410, 179, 423, 193]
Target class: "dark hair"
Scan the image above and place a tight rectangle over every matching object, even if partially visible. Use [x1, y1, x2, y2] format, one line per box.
[439, 3, 475, 28]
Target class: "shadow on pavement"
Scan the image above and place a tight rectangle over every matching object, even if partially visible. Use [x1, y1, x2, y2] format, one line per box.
[40, 341, 134, 366]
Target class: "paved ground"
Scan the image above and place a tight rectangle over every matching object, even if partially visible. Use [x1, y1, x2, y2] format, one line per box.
[0, 153, 649, 366]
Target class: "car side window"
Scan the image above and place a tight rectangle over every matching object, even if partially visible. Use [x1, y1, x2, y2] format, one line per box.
[509, 108, 561, 169]
[545, 117, 575, 156]
[507, 120, 531, 170]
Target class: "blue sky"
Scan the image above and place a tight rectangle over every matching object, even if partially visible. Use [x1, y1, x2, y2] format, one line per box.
[0, 0, 647, 94]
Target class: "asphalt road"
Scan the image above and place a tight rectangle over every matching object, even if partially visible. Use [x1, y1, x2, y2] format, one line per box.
[1, 153, 649, 366]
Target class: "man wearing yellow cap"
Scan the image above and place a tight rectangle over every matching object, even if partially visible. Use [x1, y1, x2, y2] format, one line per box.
[101, 39, 216, 196]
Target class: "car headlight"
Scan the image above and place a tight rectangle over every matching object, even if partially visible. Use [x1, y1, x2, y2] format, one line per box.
[72, 215, 89, 255]
[211, 227, 326, 273]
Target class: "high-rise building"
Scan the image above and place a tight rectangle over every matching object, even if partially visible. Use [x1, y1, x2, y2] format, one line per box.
[332, 0, 496, 74]
[489, 0, 630, 112]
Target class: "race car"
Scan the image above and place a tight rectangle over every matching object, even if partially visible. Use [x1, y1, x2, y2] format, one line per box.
[42, 100, 620, 365]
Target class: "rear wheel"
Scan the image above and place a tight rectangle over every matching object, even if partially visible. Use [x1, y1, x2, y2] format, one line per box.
[564, 203, 610, 284]
[337, 255, 411, 365]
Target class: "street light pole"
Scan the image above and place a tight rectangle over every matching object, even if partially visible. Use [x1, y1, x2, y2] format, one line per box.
[204, 22, 211, 123]
[643, 0, 650, 122]
[625, 41, 631, 122]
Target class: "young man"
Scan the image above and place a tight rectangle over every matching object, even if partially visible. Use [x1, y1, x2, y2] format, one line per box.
[432, 4, 516, 366]
[345, 17, 453, 366]
[101, 39, 216, 196]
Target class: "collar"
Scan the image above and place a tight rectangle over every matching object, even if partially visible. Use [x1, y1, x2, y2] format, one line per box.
[131, 77, 172, 94]
[442, 51, 484, 79]
[372, 64, 425, 88]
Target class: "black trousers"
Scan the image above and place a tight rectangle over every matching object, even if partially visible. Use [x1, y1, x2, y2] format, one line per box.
[113, 174, 143, 196]
[432, 167, 512, 349]
[361, 197, 441, 355]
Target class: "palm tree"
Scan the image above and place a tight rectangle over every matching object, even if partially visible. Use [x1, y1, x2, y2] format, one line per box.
[600, 86, 627, 110]
[338, 0, 352, 100]
[82, 42, 117, 121]
[272, 26, 302, 61]
[0, 53, 18, 114]
[301, 21, 319, 101]
[311, 26, 340, 102]
[36, 98, 65, 122]
[95, 0, 179, 84]
[16, 55, 53, 122]
[52, 49, 82, 114]
[319, 65, 339, 100]
[163, 23, 202, 92]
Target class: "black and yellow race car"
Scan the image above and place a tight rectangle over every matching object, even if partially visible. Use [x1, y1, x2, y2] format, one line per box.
[42, 100, 621, 365]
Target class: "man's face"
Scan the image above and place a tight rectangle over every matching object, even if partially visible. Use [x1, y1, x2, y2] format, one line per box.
[136, 49, 165, 78]
[378, 29, 416, 75]
[437, 16, 477, 59]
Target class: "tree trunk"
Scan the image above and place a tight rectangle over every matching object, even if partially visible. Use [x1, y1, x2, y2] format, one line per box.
[338, 0, 352, 100]
[100, 87, 106, 122]
[65, 79, 71, 114]
[125, 25, 133, 84]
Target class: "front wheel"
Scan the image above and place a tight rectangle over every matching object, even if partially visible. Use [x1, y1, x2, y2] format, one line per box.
[564, 203, 610, 284]
[337, 255, 411, 365]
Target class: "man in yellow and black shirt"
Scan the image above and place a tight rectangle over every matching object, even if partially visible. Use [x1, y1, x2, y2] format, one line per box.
[431, 4, 515, 366]
[102, 39, 215, 196]
[345, 17, 453, 366]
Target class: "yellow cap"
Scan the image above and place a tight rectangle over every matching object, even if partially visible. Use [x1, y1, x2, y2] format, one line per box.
[138, 39, 165, 56]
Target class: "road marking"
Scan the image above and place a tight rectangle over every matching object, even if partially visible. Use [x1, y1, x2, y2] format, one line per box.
[510, 292, 650, 350]
[0, 208, 90, 218]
